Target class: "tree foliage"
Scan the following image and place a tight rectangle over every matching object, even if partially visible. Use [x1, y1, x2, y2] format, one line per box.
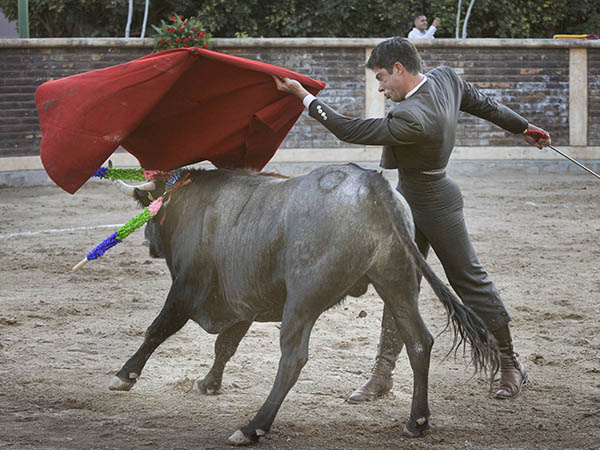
[196, 0, 600, 38]
[442, 0, 600, 38]
[1, 0, 598, 39]
[0, 0, 197, 38]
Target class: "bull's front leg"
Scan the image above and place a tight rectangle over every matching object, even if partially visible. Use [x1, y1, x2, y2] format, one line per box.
[194, 321, 251, 395]
[109, 281, 191, 391]
[228, 304, 317, 446]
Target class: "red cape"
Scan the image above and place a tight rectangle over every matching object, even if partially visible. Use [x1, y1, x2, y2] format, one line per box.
[35, 48, 325, 194]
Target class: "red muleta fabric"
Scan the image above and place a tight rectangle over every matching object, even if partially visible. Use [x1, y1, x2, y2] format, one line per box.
[35, 47, 325, 194]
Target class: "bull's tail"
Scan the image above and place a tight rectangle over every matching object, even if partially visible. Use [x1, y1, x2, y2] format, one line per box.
[371, 173, 499, 378]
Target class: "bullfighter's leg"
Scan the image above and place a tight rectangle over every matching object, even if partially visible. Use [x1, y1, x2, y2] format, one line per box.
[109, 280, 191, 391]
[371, 269, 434, 438]
[194, 321, 252, 395]
[347, 305, 404, 402]
[229, 302, 318, 445]
[348, 227, 430, 403]
[414, 199, 527, 399]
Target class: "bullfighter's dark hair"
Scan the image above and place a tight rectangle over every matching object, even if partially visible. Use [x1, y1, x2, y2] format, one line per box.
[366, 37, 423, 75]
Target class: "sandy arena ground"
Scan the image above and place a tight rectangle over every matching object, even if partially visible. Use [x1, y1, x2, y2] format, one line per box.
[0, 168, 599, 449]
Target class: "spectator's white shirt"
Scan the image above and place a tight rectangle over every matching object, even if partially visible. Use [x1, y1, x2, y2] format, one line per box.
[408, 26, 437, 39]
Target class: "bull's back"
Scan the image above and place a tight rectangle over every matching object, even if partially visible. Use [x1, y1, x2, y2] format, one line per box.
[172, 165, 409, 323]
[276, 164, 412, 291]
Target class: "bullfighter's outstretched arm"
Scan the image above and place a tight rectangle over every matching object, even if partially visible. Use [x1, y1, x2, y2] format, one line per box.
[272, 75, 550, 149]
[273, 76, 423, 146]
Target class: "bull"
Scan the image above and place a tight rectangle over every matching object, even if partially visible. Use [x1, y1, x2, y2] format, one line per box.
[109, 163, 498, 445]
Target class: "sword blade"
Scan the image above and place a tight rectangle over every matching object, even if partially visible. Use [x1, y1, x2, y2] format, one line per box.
[547, 145, 600, 180]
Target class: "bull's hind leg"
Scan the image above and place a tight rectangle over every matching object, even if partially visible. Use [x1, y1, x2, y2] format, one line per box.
[372, 275, 434, 438]
[109, 280, 191, 391]
[194, 321, 251, 395]
[229, 302, 318, 445]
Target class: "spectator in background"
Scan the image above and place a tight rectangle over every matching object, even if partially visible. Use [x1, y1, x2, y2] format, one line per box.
[408, 14, 440, 39]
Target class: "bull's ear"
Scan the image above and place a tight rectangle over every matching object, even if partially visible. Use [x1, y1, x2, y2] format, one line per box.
[133, 189, 151, 207]
[133, 182, 164, 207]
[133, 188, 150, 207]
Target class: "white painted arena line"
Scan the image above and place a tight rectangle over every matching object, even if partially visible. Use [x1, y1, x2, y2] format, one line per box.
[0, 224, 125, 240]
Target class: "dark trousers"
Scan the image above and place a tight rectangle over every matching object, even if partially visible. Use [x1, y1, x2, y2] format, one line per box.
[394, 169, 510, 332]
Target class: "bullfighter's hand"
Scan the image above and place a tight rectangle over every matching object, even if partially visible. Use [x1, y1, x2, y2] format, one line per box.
[273, 76, 310, 101]
[432, 17, 441, 27]
[523, 123, 551, 149]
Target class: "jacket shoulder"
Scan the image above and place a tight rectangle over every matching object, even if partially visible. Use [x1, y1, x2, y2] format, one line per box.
[427, 65, 459, 80]
[388, 106, 421, 125]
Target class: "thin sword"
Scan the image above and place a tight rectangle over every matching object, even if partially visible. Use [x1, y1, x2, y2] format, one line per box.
[526, 129, 600, 180]
[546, 144, 600, 180]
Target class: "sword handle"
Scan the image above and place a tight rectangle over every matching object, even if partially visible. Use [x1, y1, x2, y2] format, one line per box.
[525, 129, 550, 140]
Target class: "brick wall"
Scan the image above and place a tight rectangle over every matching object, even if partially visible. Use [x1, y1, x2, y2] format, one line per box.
[421, 47, 570, 146]
[227, 47, 366, 150]
[0, 46, 149, 158]
[0, 39, 597, 161]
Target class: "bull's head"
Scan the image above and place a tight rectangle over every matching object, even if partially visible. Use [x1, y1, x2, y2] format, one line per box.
[114, 179, 166, 259]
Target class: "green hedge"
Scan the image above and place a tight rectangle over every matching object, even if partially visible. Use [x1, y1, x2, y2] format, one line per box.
[1, 0, 598, 39]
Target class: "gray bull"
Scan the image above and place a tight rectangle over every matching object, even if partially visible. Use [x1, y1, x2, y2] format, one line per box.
[109, 163, 498, 445]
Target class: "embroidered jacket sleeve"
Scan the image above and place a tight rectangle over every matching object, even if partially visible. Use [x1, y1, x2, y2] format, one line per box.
[306, 99, 422, 146]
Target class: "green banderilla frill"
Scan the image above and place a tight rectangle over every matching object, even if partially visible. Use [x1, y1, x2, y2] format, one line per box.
[72, 197, 163, 271]
[93, 167, 146, 181]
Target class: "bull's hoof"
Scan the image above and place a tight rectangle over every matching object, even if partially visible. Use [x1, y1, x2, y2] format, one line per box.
[108, 375, 136, 391]
[193, 378, 221, 395]
[228, 429, 254, 446]
[228, 428, 265, 446]
[403, 417, 430, 438]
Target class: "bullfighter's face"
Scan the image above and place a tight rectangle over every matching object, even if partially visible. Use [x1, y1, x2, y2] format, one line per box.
[374, 64, 407, 102]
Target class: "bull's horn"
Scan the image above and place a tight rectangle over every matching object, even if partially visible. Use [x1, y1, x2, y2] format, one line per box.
[114, 180, 136, 197]
[114, 180, 156, 197]
[136, 181, 156, 191]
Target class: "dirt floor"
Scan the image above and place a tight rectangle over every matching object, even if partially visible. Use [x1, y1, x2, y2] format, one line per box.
[1, 168, 599, 450]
